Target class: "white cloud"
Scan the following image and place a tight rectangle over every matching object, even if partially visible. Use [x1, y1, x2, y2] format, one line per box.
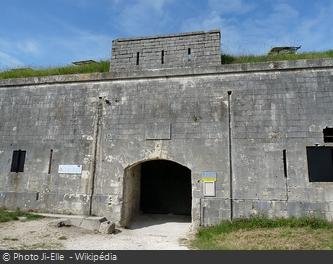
[1, 38, 41, 56]
[182, 12, 222, 31]
[17, 40, 40, 56]
[28, 16, 115, 64]
[181, 1, 333, 55]
[109, 0, 122, 4]
[0, 12, 115, 69]
[1, 0, 332, 68]
[294, 2, 333, 51]
[208, 0, 255, 15]
[0, 38, 39, 68]
[52, 32, 114, 61]
[113, 0, 174, 35]
[0, 51, 23, 69]
[140, 0, 173, 13]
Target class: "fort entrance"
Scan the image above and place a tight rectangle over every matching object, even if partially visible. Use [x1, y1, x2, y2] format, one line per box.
[121, 160, 192, 227]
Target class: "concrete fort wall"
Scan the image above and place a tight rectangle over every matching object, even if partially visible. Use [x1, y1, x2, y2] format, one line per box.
[111, 30, 221, 71]
[0, 81, 97, 215]
[1, 59, 333, 226]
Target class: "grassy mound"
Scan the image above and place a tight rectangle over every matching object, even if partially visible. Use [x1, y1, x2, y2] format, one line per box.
[192, 217, 333, 250]
[0, 60, 110, 80]
[221, 50, 333, 64]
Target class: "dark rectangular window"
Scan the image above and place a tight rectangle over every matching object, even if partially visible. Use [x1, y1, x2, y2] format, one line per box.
[11, 150, 26, 173]
[283, 149, 288, 178]
[188, 48, 192, 61]
[323, 127, 333, 142]
[307, 146, 333, 182]
[161, 50, 164, 64]
[48, 149, 53, 174]
[136, 52, 140, 65]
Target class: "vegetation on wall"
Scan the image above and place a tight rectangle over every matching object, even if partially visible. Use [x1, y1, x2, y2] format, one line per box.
[0, 60, 110, 80]
[0, 50, 333, 80]
[221, 50, 333, 64]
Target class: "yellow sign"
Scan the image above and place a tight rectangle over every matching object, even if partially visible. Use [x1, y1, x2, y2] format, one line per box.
[201, 178, 217, 182]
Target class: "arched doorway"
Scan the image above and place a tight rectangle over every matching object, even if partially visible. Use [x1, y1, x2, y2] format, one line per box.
[121, 159, 192, 227]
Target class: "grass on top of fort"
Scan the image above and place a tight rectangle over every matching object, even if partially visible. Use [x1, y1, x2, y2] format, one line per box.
[191, 217, 333, 250]
[0, 60, 110, 80]
[0, 50, 333, 80]
[221, 50, 333, 64]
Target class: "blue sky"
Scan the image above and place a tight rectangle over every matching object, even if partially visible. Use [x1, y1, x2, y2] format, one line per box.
[0, 0, 332, 69]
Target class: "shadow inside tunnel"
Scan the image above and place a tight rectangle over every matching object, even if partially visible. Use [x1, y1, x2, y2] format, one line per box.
[127, 213, 191, 230]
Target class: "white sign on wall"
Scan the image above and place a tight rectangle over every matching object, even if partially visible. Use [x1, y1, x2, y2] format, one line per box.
[203, 182, 216, 197]
[58, 165, 82, 174]
[201, 171, 217, 197]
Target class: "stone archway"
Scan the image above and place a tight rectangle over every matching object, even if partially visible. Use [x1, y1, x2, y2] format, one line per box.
[121, 159, 192, 227]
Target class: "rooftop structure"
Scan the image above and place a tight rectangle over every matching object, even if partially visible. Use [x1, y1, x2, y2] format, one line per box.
[110, 30, 221, 72]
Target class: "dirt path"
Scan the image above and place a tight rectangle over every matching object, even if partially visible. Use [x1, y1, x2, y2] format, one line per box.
[0, 214, 192, 250]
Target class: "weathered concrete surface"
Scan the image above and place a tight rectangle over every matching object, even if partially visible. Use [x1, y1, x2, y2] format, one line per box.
[111, 30, 221, 71]
[1, 30, 333, 227]
[41, 213, 107, 231]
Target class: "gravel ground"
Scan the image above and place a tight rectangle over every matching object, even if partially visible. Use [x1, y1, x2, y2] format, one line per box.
[0, 214, 192, 250]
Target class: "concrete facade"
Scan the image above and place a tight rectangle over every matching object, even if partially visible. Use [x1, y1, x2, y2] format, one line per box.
[1, 30, 333, 227]
[111, 30, 221, 71]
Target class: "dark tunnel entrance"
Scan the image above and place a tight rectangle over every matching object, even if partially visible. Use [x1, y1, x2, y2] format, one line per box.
[121, 160, 192, 227]
[140, 160, 192, 215]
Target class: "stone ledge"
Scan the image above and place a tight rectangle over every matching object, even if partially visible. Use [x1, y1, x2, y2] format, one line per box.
[113, 29, 220, 43]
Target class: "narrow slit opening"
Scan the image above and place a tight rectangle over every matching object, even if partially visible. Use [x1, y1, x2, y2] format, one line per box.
[283, 149, 288, 178]
[188, 48, 192, 61]
[161, 50, 164, 64]
[48, 149, 53, 174]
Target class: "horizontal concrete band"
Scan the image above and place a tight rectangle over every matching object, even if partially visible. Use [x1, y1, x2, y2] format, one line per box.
[1, 58, 333, 88]
[1, 191, 332, 206]
[113, 29, 221, 42]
